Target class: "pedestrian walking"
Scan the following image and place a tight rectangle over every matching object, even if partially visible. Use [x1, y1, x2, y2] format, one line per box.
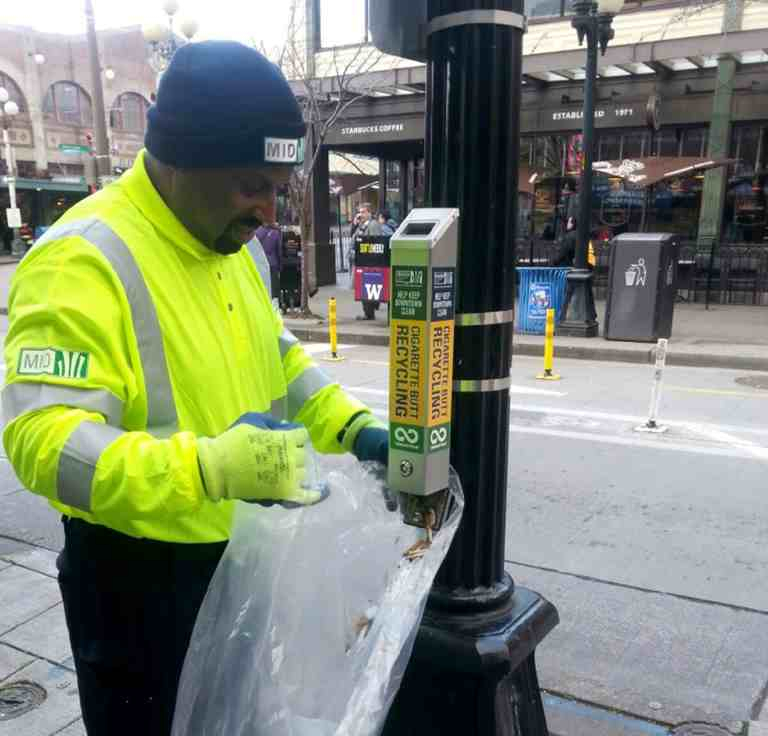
[377, 211, 395, 236]
[254, 221, 283, 298]
[2, 41, 388, 736]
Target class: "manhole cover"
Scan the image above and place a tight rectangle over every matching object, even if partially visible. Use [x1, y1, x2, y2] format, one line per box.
[735, 375, 768, 391]
[0, 681, 47, 721]
[671, 723, 732, 736]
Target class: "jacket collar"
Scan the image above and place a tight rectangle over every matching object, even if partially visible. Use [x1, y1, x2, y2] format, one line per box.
[120, 149, 221, 261]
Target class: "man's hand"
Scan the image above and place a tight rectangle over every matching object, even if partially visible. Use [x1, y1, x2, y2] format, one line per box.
[197, 415, 320, 506]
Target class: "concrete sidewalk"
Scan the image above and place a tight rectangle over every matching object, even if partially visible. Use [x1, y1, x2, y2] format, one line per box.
[0, 545, 84, 735]
[285, 277, 768, 372]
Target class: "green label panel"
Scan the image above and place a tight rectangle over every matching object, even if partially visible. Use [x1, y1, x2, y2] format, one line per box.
[390, 423, 425, 453]
[427, 423, 451, 453]
[391, 266, 427, 320]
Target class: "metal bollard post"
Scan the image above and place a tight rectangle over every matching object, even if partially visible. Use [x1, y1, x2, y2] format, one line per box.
[323, 297, 344, 363]
[536, 308, 561, 381]
[635, 338, 669, 433]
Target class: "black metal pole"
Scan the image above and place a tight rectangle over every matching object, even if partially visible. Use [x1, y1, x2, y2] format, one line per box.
[558, 1, 600, 337]
[382, 1, 558, 733]
[576, 30, 596, 271]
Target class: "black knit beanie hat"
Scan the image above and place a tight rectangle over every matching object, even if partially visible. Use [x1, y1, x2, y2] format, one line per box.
[145, 41, 306, 169]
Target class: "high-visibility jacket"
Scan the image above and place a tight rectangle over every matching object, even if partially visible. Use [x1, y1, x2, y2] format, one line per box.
[2, 150, 369, 543]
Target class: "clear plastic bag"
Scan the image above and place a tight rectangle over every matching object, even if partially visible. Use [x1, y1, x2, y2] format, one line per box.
[172, 450, 463, 736]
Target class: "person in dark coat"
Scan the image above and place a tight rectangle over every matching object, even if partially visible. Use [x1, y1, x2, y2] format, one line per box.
[553, 216, 578, 266]
[254, 222, 283, 298]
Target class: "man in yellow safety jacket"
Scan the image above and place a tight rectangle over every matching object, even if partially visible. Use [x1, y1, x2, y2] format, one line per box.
[2, 41, 387, 735]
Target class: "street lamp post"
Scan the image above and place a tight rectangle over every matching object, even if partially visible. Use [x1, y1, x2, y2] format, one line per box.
[85, 0, 111, 186]
[142, 1, 199, 79]
[0, 89, 25, 257]
[382, 0, 558, 733]
[558, 0, 623, 338]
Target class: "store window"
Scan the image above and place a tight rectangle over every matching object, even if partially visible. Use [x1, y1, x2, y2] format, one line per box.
[645, 178, 703, 239]
[520, 137, 534, 167]
[652, 127, 708, 158]
[384, 160, 402, 223]
[0, 72, 26, 113]
[724, 125, 768, 243]
[597, 133, 622, 161]
[525, 0, 565, 18]
[43, 82, 93, 127]
[681, 127, 708, 157]
[110, 93, 150, 133]
[730, 125, 766, 176]
[621, 130, 650, 159]
[407, 157, 425, 213]
[318, 0, 369, 48]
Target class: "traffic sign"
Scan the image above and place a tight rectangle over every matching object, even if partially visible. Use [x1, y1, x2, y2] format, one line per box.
[6, 208, 21, 228]
[58, 144, 90, 155]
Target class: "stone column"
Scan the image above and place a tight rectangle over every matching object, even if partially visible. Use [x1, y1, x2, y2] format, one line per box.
[696, 0, 743, 247]
[696, 56, 737, 247]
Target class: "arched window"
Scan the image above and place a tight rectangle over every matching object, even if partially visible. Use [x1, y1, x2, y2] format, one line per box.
[43, 81, 93, 126]
[0, 72, 26, 113]
[110, 92, 150, 133]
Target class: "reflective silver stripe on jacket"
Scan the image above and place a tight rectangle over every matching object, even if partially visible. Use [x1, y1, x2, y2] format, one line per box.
[2, 383, 123, 426]
[246, 237, 272, 296]
[278, 329, 299, 358]
[57, 421, 125, 512]
[270, 396, 287, 421]
[287, 365, 334, 420]
[243, 242, 334, 421]
[27, 217, 180, 508]
[32, 218, 178, 433]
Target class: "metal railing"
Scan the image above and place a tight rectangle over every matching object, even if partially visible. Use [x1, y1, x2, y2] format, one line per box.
[515, 239, 768, 306]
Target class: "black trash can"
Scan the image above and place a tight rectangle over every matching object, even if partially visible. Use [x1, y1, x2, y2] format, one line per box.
[604, 233, 678, 342]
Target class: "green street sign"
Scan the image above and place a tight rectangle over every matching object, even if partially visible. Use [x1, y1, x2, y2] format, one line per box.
[59, 144, 90, 154]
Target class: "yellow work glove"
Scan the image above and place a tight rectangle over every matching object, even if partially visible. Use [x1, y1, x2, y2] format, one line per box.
[197, 424, 320, 506]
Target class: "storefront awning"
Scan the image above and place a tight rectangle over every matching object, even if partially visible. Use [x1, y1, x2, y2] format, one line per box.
[592, 157, 738, 187]
[2, 177, 89, 193]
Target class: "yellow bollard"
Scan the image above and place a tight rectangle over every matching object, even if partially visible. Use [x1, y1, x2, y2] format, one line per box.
[322, 297, 345, 362]
[536, 308, 561, 381]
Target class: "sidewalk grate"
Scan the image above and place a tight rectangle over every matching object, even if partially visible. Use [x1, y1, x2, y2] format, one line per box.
[0, 680, 47, 720]
[671, 724, 734, 736]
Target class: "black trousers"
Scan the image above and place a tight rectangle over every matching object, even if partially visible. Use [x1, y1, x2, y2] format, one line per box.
[57, 517, 227, 736]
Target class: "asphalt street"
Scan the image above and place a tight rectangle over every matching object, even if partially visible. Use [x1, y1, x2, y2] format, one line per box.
[2, 328, 768, 732]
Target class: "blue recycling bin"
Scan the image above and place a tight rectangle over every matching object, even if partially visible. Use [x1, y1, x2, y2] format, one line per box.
[517, 267, 570, 334]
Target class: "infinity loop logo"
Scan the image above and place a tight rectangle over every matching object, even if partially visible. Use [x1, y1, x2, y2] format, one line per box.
[394, 427, 420, 446]
[430, 427, 448, 445]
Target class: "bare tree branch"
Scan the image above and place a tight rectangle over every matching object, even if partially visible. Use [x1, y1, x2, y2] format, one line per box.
[263, 0, 385, 315]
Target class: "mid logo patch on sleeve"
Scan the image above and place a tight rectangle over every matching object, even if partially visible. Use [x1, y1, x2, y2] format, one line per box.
[18, 349, 89, 379]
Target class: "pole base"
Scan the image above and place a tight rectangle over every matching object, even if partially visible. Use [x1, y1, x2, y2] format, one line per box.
[536, 371, 561, 381]
[634, 422, 668, 434]
[320, 355, 345, 363]
[382, 587, 559, 736]
[558, 269, 599, 338]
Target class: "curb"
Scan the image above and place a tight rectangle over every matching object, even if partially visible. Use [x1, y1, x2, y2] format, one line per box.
[286, 323, 768, 373]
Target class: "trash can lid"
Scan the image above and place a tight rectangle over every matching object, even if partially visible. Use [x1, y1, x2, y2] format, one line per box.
[612, 232, 679, 245]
